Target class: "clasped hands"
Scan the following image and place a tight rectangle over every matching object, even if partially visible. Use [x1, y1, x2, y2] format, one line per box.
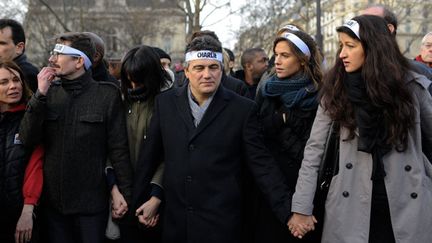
[287, 212, 317, 239]
[111, 185, 128, 219]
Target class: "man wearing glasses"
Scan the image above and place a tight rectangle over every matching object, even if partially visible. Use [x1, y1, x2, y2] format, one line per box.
[19, 32, 132, 243]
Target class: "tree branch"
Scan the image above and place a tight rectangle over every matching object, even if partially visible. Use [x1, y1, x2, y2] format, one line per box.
[201, 1, 230, 24]
[37, 0, 70, 32]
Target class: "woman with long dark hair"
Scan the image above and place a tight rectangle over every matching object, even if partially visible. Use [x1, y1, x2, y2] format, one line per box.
[288, 15, 432, 243]
[108, 45, 170, 243]
[253, 30, 322, 242]
[0, 61, 43, 243]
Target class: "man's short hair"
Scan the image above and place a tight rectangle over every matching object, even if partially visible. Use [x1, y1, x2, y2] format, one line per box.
[0, 18, 26, 46]
[421, 32, 432, 45]
[190, 30, 220, 43]
[365, 4, 398, 32]
[185, 35, 222, 54]
[240, 48, 265, 68]
[83, 32, 105, 60]
[54, 32, 96, 65]
[185, 36, 223, 70]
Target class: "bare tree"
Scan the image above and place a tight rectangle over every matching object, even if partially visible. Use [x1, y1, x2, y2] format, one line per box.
[24, 0, 187, 66]
[0, 0, 28, 21]
[177, 0, 234, 41]
[235, 0, 431, 64]
[235, 0, 300, 55]
[373, 0, 432, 55]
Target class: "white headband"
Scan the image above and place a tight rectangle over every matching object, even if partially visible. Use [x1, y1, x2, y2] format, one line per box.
[280, 24, 300, 32]
[185, 50, 223, 62]
[281, 32, 311, 57]
[343, 20, 361, 40]
[53, 44, 92, 70]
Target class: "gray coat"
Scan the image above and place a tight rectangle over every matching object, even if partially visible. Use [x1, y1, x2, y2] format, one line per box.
[292, 72, 432, 243]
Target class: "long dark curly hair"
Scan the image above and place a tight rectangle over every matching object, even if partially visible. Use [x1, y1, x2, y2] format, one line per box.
[320, 15, 415, 150]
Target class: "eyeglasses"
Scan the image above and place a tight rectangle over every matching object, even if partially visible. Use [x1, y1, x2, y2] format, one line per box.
[49, 51, 81, 58]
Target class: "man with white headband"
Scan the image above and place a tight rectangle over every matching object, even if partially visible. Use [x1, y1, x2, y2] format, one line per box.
[133, 35, 292, 243]
[19, 32, 133, 243]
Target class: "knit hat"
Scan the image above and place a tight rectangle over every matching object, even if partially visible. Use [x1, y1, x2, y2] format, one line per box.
[224, 48, 235, 62]
[152, 47, 171, 61]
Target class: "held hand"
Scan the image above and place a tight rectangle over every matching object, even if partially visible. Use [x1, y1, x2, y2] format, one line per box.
[287, 212, 318, 239]
[111, 185, 128, 219]
[15, 204, 34, 243]
[135, 196, 162, 227]
[37, 67, 56, 95]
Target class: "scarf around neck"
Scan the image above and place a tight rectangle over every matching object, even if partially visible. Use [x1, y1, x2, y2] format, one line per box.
[127, 86, 149, 102]
[261, 73, 318, 110]
[344, 71, 391, 180]
[415, 55, 432, 68]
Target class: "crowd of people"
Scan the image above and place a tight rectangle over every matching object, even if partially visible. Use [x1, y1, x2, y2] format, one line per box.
[1, 3, 432, 243]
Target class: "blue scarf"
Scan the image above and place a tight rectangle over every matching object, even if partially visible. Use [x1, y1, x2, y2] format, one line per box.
[261, 73, 318, 110]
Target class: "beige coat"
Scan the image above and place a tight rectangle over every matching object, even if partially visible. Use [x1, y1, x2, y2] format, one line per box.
[292, 72, 432, 243]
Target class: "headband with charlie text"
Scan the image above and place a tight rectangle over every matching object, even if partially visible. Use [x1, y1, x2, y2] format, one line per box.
[281, 32, 311, 57]
[53, 44, 92, 70]
[342, 20, 361, 40]
[185, 50, 223, 62]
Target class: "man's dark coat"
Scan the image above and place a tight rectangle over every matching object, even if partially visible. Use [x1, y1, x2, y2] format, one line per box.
[133, 84, 291, 243]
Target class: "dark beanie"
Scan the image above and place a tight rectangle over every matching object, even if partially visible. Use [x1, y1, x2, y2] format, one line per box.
[224, 48, 235, 62]
[152, 47, 171, 61]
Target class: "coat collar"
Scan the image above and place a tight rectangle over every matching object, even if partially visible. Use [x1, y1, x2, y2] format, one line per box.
[405, 71, 432, 90]
[175, 80, 232, 142]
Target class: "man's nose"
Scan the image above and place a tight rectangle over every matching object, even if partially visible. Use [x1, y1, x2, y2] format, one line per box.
[48, 55, 56, 63]
[202, 67, 211, 78]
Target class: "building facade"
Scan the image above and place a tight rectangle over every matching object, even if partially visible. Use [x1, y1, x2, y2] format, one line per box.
[24, 0, 186, 67]
[308, 0, 432, 65]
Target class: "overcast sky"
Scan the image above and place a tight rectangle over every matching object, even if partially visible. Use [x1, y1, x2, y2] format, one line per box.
[200, 0, 246, 49]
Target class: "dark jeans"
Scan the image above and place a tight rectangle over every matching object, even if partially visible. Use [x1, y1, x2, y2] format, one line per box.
[44, 207, 108, 243]
[118, 223, 162, 243]
[369, 179, 396, 243]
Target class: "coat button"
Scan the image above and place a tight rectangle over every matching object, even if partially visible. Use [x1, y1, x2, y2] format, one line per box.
[187, 206, 194, 212]
[186, 176, 192, 182]
[189, 144, 195, 151]
[405, 165, 412, 171]
[346, 163, 353, 169]
[342, 191, 349, 197]
[411, 192, 418, 199]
